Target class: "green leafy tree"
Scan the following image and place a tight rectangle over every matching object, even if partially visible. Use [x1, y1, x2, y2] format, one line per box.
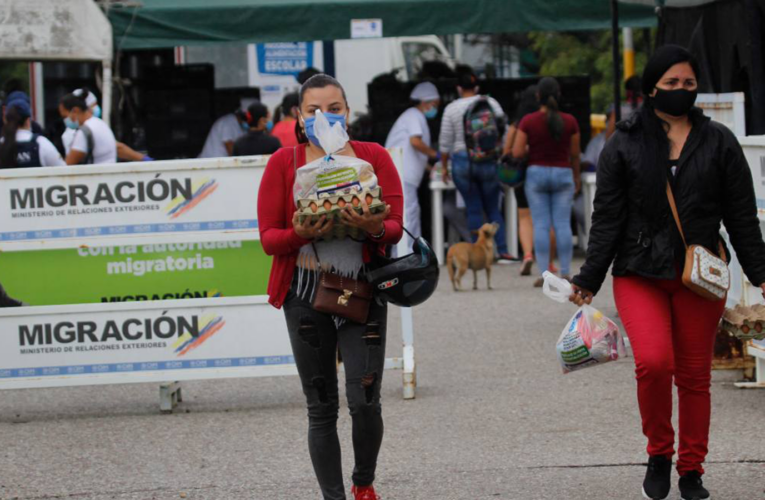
[0, 62, 29, 96]
[527, 30, 652, 113]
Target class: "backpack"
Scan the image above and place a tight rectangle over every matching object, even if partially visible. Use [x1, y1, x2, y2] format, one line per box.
[15, 134, 42, 168]
[463, 97, 502, 164]
[77, 125, 95, 165]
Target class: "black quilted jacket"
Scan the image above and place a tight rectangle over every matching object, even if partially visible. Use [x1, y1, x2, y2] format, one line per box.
[574, 109, 765, 295]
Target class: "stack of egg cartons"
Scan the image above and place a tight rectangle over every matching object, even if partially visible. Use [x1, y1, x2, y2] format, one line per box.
[297, 187, 384, 241]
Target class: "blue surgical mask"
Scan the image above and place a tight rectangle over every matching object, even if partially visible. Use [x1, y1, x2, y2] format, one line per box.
[241, 122, 250, 132]
[424, 106, 438, 119]
[303, 113, 347, 147]
[64, 117, 79, 130]
[92, 105, 102, 118]
[265, 120, 274, 132]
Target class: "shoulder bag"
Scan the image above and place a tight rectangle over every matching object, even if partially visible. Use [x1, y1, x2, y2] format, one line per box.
[666, 182, 729, 301]
[311, 243, 374, 324]
[498, 126, 526, 188]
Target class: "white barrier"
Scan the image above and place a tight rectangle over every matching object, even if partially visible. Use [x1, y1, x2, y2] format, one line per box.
[0, 150, 417, 410]
[429, 178, 519, 264]
[727, 136, 765, 309]
[697, 93, 747, 137]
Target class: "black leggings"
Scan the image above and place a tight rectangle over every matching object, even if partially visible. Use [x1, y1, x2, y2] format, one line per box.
[283, 277, 387, 500]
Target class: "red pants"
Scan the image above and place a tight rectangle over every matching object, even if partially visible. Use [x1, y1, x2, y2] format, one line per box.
[613, 274, 725, 475]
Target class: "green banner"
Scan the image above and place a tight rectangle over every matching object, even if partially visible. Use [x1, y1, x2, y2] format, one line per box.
[0, 241, 271, 306]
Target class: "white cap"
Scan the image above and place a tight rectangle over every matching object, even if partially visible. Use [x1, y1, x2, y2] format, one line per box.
[410, 82, 440, 102]
[74, 88, 98, 107]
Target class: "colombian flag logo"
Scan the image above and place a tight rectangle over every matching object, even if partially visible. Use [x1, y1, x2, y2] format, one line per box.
[172, 313, 226, 357]
[165, 178, 219, 219]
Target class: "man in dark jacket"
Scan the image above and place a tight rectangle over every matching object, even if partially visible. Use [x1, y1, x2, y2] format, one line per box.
[0, 282, 23, 307]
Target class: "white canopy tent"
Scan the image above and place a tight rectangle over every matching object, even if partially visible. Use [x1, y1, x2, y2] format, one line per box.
[0, 0, 113, 123]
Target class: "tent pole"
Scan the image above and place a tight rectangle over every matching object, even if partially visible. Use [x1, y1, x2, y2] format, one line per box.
[102, 60, 113, 126]
[611, 0, 622, 121]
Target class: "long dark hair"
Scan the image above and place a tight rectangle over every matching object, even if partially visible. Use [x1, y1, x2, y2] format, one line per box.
[0, 106, 25, 168]
[513, 85, 540, 126]
[636, 45, 702, 217]
[295, 74, 348, 145]
[538, 77, 564, 141]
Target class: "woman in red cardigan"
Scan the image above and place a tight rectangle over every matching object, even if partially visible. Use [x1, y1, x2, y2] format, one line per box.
[257, 74, 403, 500]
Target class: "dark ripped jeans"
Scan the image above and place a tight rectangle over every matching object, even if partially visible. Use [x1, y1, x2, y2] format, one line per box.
[283, 277, 387, 500]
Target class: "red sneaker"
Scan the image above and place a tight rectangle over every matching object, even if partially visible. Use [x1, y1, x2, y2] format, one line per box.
[351, 485, 381, 500]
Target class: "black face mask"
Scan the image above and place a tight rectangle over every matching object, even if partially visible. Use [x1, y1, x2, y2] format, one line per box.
[652, 88, 697, 117]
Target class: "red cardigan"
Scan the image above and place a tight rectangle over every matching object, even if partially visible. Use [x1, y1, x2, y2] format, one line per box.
[257, 142, 404, 308]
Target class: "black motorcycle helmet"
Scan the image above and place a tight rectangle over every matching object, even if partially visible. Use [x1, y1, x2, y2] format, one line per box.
[367, 228, 439, 307]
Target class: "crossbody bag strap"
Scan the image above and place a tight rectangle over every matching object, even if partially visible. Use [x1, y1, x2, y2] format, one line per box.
[665, 182, 688, 249]
[311, 241, 322, 267]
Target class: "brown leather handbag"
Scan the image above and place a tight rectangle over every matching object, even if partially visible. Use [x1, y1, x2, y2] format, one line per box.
[666, 182, 730, 301]
[311, 244, 374, 323]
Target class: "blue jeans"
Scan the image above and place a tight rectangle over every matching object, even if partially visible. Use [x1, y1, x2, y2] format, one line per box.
[524, 166, 575, 277]
[451, 152, 508, 254]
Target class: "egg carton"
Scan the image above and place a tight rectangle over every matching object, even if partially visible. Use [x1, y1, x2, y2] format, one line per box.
[721, 304, 765, 341]
[297, 188, 384, 241]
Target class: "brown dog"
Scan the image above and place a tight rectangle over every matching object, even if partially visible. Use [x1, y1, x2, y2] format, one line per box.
[446, 222, 499, 291]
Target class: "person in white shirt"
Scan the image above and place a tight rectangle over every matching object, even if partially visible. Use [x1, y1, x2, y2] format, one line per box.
[60, 93, 117, 165]
[439, 68, 513, 263]
[0, 97, 65, 168]
[59, 89, 150, 162]
[198, 110, 248, 158]
[385, 82, 441, 246]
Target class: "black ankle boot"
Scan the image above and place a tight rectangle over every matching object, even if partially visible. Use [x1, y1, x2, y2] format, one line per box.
[679, 470, 710, 500]
[642, 455, 672, 499]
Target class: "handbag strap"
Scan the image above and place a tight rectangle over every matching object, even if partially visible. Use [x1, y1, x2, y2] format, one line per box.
[311, 241, 322, 267]
[665, 182, 689, 250]
[666, 181, 727, 262]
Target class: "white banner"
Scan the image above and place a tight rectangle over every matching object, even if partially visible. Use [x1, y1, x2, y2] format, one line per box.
[0, 297, 293, 389]
[0, 157, 267, 251]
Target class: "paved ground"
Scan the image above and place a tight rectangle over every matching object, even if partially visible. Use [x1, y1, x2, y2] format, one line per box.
[1, 259, 763, 500]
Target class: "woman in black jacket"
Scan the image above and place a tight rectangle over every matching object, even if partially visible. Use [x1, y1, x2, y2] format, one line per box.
[570, 45, 765, 500]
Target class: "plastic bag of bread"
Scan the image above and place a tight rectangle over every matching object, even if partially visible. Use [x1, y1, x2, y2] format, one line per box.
[542, 271, 626, 374]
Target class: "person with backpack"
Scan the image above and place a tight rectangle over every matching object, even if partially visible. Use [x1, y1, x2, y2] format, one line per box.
[512, 77, 581, 287]
[439, 68, 513, 263]
[60, 93, 117, 165]
[59, 89, 151, 162]
[0, 95, 65, 169]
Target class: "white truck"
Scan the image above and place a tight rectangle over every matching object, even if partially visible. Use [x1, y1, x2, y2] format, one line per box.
[184, 35, 453, 119]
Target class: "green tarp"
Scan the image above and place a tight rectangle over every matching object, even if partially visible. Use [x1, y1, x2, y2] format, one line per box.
[108, 0, 657, 50]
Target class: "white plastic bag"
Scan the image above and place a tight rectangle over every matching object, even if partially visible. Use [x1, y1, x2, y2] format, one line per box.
[293, 111, 378, 202]
[542, 271, 626, 374]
